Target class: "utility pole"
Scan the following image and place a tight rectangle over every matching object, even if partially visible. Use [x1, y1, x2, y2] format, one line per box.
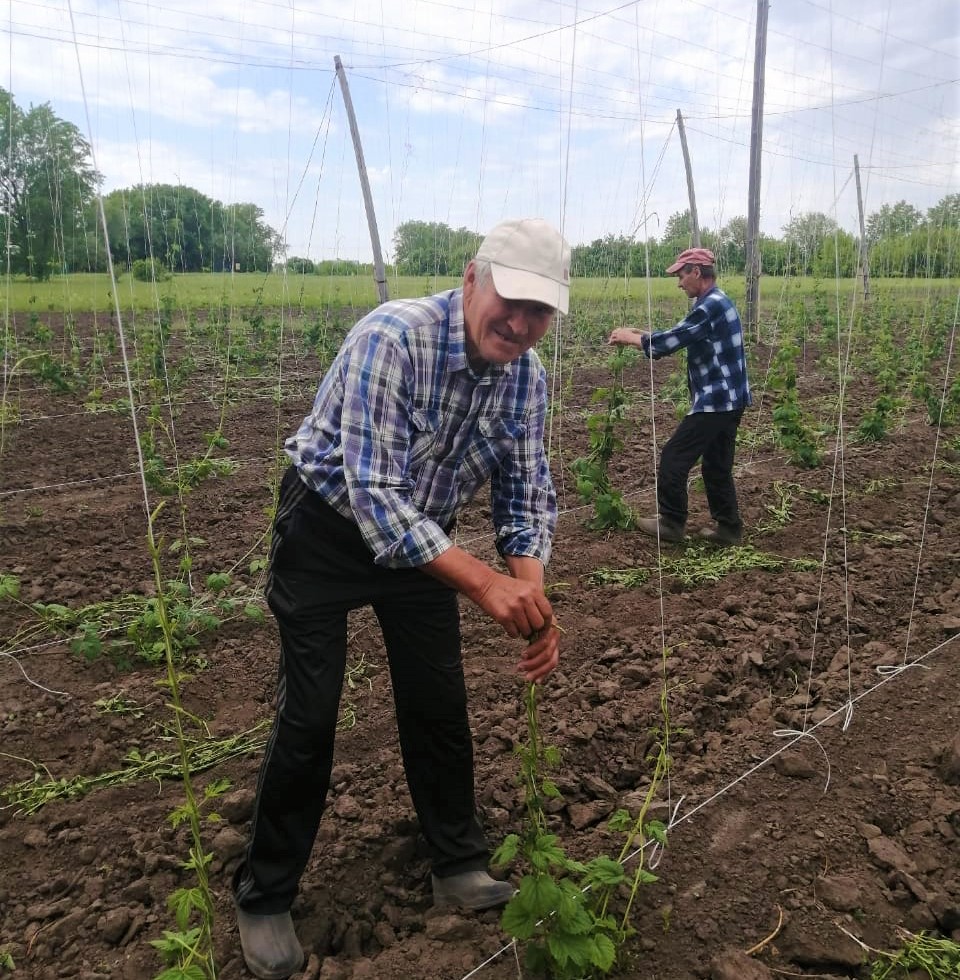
[854, 154, 870, 301]
[334, 55, 389, 304]
[744, 0, 769, 340]
[676, 110, 701, 248]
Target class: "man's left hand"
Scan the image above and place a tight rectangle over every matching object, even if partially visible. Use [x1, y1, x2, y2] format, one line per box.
[520, 625, 560, 683]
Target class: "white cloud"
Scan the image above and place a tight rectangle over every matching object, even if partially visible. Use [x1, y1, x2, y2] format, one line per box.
[5, 0, 958, 258]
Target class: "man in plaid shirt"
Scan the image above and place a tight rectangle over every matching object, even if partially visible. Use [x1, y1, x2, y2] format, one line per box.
[233, 219, 568, 979]
[609, 246, 752, 546]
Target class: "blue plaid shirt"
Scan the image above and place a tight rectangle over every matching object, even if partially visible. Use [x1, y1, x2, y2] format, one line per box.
[285, 289, 557, 569]
[642, 286, 753, 413]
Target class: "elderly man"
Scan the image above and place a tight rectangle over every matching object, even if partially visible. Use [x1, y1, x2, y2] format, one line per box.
[608, 246, 752, 545]
[233, 218, 569, 979]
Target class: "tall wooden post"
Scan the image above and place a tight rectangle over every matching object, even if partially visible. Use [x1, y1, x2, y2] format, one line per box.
[334, 55, 389, 304]
[676, 110, 701, 248]
[744, 0, 769, 340]
[854, 154, 870, 301]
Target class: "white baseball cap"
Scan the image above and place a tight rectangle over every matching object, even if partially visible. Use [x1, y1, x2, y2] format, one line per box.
[476, 218, 571, 315]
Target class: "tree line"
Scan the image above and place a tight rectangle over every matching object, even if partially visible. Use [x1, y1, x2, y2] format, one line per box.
[386, 200, 958, 281]
[1, 88, 279, 279]
[569, 201, 959, 280]
[2, 87, 957, 281]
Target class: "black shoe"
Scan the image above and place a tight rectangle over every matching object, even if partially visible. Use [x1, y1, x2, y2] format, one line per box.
[432, 870, 516, 910]
[637, 516, 685, 542]
[696, 523, 742, 546]
[236, 908, 304, 980]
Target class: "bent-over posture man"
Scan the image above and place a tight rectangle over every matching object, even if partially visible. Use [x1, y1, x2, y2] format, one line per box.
[233, 218, 569, 979]
[608, 246, 752, 545]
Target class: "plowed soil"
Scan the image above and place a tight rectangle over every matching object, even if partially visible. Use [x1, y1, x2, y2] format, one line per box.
[1, 306, 958, 980]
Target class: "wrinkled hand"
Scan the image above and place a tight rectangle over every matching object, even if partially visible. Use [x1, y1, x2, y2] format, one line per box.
[521, 624, 561, 683]
[473, 573, 560, 681]
[607, 326, 648, 348]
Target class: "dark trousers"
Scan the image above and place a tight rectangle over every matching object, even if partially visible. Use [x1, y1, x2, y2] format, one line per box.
[234, 467, 489, 914]
[657, 409, 744, 530]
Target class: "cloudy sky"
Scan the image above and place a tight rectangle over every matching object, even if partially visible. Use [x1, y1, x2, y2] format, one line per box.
[4, 0, 958, 263]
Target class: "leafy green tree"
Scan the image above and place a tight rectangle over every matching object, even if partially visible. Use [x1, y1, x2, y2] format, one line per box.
[865, 200, 923, 243]
[870, 225, 960, 278]
[284, 256, 316, 274]
[782, 212, 837, 276]
[100, 184, 279, 272]
[392, 220, 479, 275]
[0, 88, 101, 279]
[661, 209, 692, 246]
[926, 193, 960, 229]
[571, 235, 646, 278]
[812, 228, 857, 278]
[716, 215, 747, 273]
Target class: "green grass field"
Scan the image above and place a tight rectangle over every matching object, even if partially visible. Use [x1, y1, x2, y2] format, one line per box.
[1, 270, 955, 315]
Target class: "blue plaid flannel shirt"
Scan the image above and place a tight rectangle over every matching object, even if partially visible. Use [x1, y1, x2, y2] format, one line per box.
[642, 286, 753, 413]
[284, 289, 557, 569]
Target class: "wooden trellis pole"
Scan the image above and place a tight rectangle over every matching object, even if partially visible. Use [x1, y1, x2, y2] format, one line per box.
[854, 154, 870, 301]
[676, 110, 701, 248]
[334, 55, 389, 304]
[744, 0, 769, 340]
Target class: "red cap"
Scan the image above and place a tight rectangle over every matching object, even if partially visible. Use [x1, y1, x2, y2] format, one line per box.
[666, 247, 715, 274]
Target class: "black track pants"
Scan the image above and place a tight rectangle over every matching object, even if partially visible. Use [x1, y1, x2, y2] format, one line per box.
[657, 409, 744, 529]
[234, 467, 489, 914]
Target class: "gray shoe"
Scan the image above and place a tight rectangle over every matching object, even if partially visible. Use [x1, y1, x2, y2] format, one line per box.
[696, 524, 742, 546]
[637, 516, 685, 542]
[236, 908, 304, 980]
[432, 870, 516, 910]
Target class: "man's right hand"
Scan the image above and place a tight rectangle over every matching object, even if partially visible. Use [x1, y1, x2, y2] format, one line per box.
[473, 570, 553, 643]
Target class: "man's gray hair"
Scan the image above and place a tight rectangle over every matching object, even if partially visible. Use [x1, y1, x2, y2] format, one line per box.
[472, 258, 493, 287]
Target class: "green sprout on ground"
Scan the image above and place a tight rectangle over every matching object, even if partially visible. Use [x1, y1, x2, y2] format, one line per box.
[571, 346, 636, 530]
[2, 724, 269, 815]
[494, 682, 625, 978]
[867, 929, 959, 979]
[755, 480, 828, 533]
[494, 619, 670, 977]
[586, 544, 821, 589]
[0, 570, 264, 668]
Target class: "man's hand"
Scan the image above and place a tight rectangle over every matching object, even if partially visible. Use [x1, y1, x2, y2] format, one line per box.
[608, 326, 648, 348]
[473, 570, 553, 643]
[521, 623, 561, 683]
[421, 546, 561, 681]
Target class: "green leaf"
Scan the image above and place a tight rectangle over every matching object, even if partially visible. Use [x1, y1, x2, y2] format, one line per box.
[589, 932, 618, 970]
[167, 887, 207, 931]
[645, 819, 668, 845]
[607, 808, 633, 832]
[492, 834, 520, 867]
[584, 855, 626, 887]
[155, 964, 208, 980]
[243, 604, 265, 622]
[519, 872, 563, 916]
[546, 929, 595, 970]
[540, 778, 562, 798]
[501, 889, 539, 940]
[205, 572, 231, 593]
[203, 778, 231, 799]
[0, 574, 21, 600]
[529, 834, 566, 872]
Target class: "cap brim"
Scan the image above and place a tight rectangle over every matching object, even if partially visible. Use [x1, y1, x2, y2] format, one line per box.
[490, 264, 569, 315]
[665, 260, 685, 274]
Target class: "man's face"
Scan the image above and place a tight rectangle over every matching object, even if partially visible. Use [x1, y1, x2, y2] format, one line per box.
[462, 261, 555, 367]
[676, 265, 701, 298]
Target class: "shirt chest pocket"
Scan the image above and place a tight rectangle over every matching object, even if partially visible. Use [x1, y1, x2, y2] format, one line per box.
[408, 408, 441, 472]
[458, 414, 527, 486]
